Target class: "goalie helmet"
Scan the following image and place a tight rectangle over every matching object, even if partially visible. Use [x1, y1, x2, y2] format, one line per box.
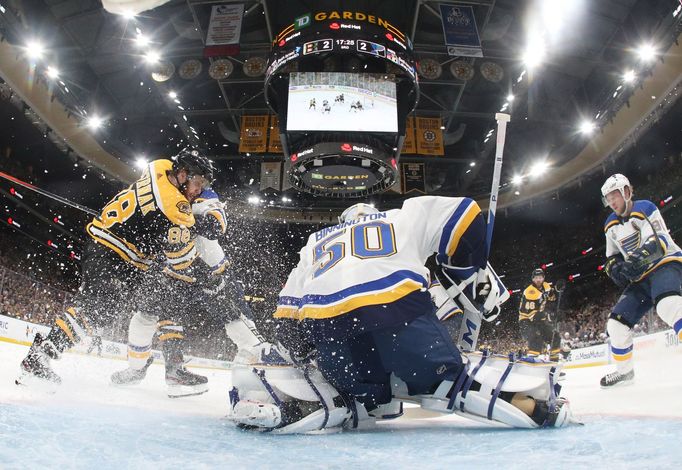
[338, 203, 379, 224]
[600, 174, 631, 206]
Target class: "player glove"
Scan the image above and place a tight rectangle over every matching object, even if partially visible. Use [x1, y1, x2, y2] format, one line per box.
[621, 237, 663, 281]
[604, 255, 628, 288]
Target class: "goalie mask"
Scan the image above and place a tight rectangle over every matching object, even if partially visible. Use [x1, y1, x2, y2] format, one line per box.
[338, 203, 379, 224]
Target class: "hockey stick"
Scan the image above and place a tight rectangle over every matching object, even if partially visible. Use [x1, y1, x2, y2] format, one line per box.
[0, 170, 100, 218]
[549, 279, 566, 349]
[455, 113, 511, 352]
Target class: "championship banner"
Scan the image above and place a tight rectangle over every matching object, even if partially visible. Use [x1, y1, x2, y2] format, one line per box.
[238, 115, 268, 153]
[401, 163, 426, 194]
[439, 4, 483, 58]
[402, 116, 416, 154]
[268, 115, 283, 153]
[416, 117, 444, 156]
[260, 162, 282, 191]
[204, 4, 244, 57]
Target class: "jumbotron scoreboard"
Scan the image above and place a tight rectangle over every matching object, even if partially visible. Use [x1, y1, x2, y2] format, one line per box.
[265, 10, 419, 198]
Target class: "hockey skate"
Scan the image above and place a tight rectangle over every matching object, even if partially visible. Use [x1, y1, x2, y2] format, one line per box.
[600, 369, 634, 388]
[111, 355, 154, 386]
[166, 363, 208, 398]
[15, 333, 62, 390]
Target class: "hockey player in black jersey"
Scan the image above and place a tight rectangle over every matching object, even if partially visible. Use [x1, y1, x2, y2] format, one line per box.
[518, 268, 561, 361]
[17, 148, 215, 387]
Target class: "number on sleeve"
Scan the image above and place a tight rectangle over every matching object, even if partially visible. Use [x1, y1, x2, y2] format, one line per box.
[100, 190, 137, 228]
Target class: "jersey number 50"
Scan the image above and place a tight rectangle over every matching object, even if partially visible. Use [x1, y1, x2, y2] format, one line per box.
[313, 222, 396, 278]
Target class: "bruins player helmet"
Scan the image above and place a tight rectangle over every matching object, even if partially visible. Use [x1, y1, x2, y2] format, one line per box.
[172, 148, 215, 184]
[531, 268, 545, 279]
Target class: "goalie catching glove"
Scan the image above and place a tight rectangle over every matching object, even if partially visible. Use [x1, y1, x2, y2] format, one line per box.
[437, 263, 509, 323]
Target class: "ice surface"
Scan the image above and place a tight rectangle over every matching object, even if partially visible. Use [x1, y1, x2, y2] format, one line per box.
[1, 340, 681, 469]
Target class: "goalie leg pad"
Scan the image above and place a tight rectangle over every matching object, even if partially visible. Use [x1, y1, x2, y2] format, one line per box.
[411, 352, 572, 428]
[228, 364, 372, 434]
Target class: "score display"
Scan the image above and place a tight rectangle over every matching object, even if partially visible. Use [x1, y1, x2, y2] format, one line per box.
[303, 38, 333, 55]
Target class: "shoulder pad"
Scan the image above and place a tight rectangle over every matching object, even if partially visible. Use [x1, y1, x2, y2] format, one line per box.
[631, 200, 657, 219]
[604, 212, 619, 232]
[523, 285, 541, 300]
[150, 159, 195, 227]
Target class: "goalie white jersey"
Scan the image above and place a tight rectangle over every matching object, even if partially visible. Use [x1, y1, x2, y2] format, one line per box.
[604, 199, 681, 281]
[275, 196, 484, 321]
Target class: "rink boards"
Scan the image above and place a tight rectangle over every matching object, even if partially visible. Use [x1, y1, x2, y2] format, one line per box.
[2, 313, 679, 371]
[0, 314, 232, 370]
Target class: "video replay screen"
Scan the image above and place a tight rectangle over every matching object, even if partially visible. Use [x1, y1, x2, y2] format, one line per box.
[286, 72, 398, 133]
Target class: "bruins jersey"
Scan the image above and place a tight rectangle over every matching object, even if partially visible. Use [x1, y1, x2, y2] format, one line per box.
[86, 159, 198, 280]
[518, 281, 555, 322]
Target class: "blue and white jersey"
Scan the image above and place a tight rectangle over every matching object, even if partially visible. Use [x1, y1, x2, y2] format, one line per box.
[192, 188, 229, 275]
[604, 199, 681, 280]
[275, 196, 483, 321]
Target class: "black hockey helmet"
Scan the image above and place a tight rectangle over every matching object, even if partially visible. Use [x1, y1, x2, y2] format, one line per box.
[532, 268, 545, 279]
[172, 147, 215, 184]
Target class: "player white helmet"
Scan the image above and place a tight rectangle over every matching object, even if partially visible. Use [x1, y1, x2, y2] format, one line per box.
[338, 203, 379, 223]
[600, 174, 631, 206]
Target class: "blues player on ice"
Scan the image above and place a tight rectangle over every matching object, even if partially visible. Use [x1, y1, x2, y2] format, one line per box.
[228, 198, 573, 433]
[600, 174, 682, 387]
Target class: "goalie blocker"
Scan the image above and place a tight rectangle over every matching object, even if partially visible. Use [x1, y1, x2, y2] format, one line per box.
[228, 351, 572, 434]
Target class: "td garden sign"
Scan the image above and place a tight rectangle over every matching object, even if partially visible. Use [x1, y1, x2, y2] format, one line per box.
[276, 10, 407, 43]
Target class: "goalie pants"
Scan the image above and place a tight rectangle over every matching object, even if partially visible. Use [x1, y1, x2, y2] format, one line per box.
[314, 309, 463, 411]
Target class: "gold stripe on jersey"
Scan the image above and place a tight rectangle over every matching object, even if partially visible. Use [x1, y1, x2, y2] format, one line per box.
[149, 159, 195, 227]
[630, 211, 647, 220]
[56, 318, 76, 343]
[207, 209, 227, 234]
[274, 279, 424, 320]
[446, 202, 481, 257]
[604, 219, 619, 232]
[157, 320, 175, 327]
[165, 240, 195, 259]
[86, 222, 151, 271]
[635, 256, 682, 282]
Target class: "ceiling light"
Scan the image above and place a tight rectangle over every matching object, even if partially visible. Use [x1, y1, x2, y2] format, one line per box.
[135, 157, 147, 169]
[623, 70, 636, 83]
[87, 115, 104, 130]
[636, 43, 656, 62]
[506, 94, 515, 102]
[135, 34, 150, 47]
[45, 66, 59, 79]
[121, 10, 135, 20]
[522, 40, 545, 69]
[511, 175, 524, 185]
[168, 91, 177, 99]
[529, 161, 549, 177]
[579, 120, 596, 134]
[514, 190, 520, 196]
[469, 161, 476, 167]
[144, 50, 161, 64]
[25, 40, 46, 60]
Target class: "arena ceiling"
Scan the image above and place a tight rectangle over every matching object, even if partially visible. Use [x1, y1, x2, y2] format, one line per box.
[0, 0, 681, 218]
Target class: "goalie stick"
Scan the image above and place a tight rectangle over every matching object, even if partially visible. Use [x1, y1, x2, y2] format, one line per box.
[455, 113, 511, 351]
